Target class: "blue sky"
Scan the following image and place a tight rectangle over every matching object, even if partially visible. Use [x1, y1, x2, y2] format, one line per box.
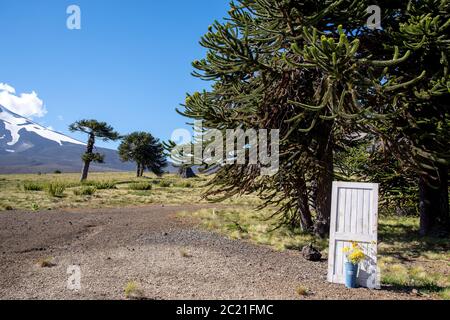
[0, 0, 229, 148]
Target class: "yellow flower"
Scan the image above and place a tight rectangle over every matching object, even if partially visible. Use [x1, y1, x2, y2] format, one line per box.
[348, 249, 366, 264]
[343, 247, 351, 253]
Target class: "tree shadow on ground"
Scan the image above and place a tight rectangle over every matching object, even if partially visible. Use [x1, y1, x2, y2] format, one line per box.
[378, 220, 450, 261]
[381, 283, 447, 297]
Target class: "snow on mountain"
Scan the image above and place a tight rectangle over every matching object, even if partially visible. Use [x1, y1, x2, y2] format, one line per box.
[0, 104, 174, 174]
[0, 104, 140, 174]
[0, 104, 84, 149]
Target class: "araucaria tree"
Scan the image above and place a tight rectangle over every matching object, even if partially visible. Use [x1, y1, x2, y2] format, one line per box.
[69, 120, 120, 181]
[118, 132, 167, 177]
[179, 0, 449, 237]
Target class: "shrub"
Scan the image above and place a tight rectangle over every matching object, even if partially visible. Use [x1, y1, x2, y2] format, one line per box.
[74, 186, 96, 196]
[46, 182, 66, 198]
[180, 249, 192, 258]
[159, 181, 172, 188]
[176, 181, 193, 188]
[54, 170, 62, 174]
[296, 286, 309, 297]
[37, 257, 56, 268]
[128, 182, 152, 191]
[83, 180, 117, 190]
[31, 203, 40, 211]
[124, 281, 145, 300]
[129, 191, 152, 197]
[22, 182, 44, 192]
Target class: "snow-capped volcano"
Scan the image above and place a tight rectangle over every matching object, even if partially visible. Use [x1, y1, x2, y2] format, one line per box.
[0, 104, 84, 151]
[0, 105, 136, 174]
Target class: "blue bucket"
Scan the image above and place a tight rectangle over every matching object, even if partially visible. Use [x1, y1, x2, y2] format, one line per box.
[345, 262, 359, 288]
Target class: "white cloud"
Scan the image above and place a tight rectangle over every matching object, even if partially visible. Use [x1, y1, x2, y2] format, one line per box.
[0, 83, 15, 93]
[0, 83, 46, 118]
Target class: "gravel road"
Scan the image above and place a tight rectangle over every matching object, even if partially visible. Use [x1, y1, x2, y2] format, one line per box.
[0, 205, 417, 300]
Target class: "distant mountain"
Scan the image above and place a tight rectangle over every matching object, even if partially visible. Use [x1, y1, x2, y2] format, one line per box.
[0, 104, 136, 174]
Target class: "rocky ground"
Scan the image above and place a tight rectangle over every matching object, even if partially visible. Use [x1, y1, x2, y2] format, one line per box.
[0, 205, 419, 300]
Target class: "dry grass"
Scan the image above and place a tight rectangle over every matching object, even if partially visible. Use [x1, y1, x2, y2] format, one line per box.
[180, 249, 192, 258]
[124, 281, 145, 300]
[0, 172, 261, 212]
[36, 257, 56, 268]
[0, 172, 202, 211]
[178, 208, 329, 252]
[296, 286, 310, 297]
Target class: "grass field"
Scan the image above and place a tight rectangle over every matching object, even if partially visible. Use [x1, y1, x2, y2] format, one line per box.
[0, 172, 260, 212]
[1, 171, 449, 299]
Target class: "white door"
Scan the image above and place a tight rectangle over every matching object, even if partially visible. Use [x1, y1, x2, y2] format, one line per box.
[327, 182, 379, 288]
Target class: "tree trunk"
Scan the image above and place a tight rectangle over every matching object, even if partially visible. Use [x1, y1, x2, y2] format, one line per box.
[140, 166, 145, 177]
[80, 160, 91, 181]
[136, 163, 141, 178]
[314, 123, 334, 238]
[178, 167, 197, 178]
[419, 164, 449, 236]
[80, 133, 95, 182]
[297, 174, 313, 231]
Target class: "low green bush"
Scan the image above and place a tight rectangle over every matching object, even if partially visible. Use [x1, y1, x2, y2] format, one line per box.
[82, 180, 117, 190]
[159, 181, 172, 188]
[74, 186, 96, 196]
[175, 181, 193, 188]
[46, 182, 66, 198]
[128, 182, 152, 191]
[22, 181, 44, 191]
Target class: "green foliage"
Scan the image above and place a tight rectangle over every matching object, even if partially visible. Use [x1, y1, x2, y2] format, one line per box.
[128, 182, 153, 191]
[69, 119, 120, 141]
[22, 181, 44, 192]
[118, 132, 167, 177]
[175, 181, 193, 188]
[82, 152, 105, 163]
[69, 119, 121, 181]
[159, 181, 172, 188]
[124, 281, 144, 300]
[82, 180, 117, 190]
[335, 138, 419, 215]
[46, 182, 66, 198]
[74, 186, 97, 196]
[179, 0, 450, 234]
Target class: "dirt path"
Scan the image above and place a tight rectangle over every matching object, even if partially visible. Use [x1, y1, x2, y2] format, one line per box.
[0, 205, 416, 300]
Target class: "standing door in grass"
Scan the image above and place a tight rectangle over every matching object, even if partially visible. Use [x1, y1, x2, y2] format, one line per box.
[327, 182, 380, 289]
